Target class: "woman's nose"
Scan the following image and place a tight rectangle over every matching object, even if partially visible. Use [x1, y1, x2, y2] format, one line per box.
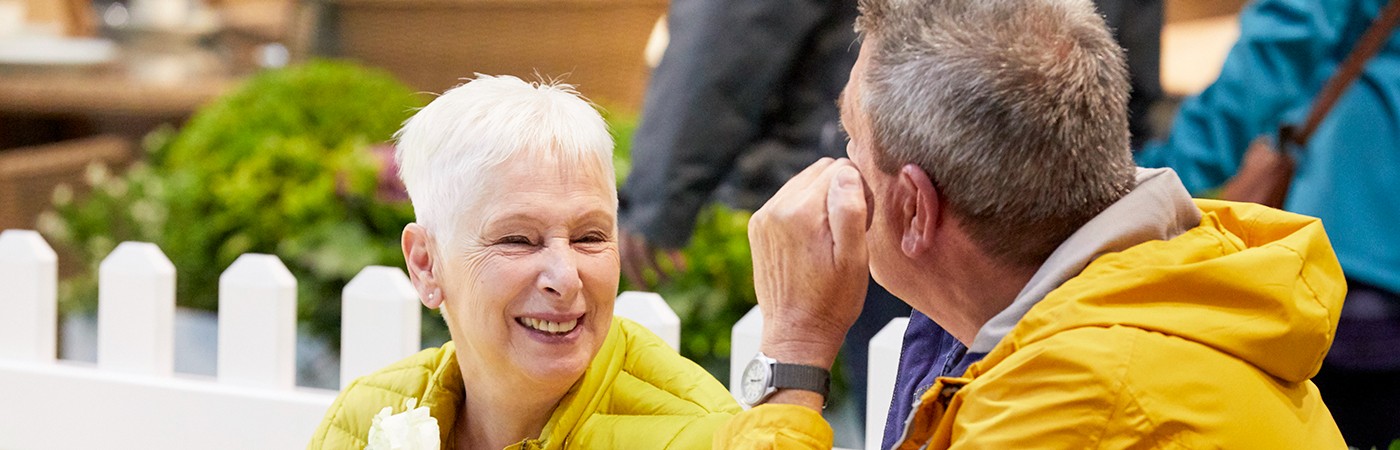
[537, 243, 583, 300]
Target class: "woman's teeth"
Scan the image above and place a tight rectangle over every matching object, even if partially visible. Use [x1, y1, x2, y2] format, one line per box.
[520, 317, 579, 334]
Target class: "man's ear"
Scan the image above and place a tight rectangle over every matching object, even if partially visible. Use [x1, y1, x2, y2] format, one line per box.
[402, 223, 443, 309]
[897, 164, 942, 258]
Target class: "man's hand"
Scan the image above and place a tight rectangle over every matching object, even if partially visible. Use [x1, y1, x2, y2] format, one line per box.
[620, 228, 687, 290]
[748, 157, 871, 410]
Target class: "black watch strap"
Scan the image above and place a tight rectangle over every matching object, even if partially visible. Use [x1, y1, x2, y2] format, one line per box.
[772, 363, 831, 398]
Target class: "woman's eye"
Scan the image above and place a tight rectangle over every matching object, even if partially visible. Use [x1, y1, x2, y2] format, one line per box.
[573, 232, 608, 244]
[497, 235, 534, 246]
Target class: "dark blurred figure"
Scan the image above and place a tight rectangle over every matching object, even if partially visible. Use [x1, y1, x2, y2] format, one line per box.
[621, 0, 1163, 438]
[1137, 0, 1400, 447]
[619, 0, 909, 431]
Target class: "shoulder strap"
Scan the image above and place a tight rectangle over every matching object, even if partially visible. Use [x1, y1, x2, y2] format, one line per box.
[1283, 0, 1400, 147]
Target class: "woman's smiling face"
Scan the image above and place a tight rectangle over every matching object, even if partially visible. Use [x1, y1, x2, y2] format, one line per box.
[437, 156, 620, 388]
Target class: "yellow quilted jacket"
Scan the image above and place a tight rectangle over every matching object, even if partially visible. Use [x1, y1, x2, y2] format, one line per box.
[717, 200, 1348, 449]
[309, 318, 741, 449]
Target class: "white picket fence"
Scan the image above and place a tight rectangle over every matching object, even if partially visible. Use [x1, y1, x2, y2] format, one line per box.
[0, 229, 906, 450]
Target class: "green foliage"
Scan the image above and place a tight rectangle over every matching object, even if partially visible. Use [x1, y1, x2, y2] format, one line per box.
[648, 205, 756, 373]
[605, 109, 756, 378]
[45, 60, 432, 348]
[605, 109, 847, 398]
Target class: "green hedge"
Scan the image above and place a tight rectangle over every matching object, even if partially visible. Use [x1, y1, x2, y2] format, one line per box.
[44, 60, 433, 348]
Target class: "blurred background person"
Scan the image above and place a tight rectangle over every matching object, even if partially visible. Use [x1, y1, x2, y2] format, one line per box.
[1137, 0, 1400, 446]
[616, 1, 910, 437]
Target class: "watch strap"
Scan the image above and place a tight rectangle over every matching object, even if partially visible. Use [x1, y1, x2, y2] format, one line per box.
[771, 363, 831, 398]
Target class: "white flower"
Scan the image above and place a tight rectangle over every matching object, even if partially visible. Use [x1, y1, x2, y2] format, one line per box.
[83, 162, 109, 187]
[366, 398, 439, 450]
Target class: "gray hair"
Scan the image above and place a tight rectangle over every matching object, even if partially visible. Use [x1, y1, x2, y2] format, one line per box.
[394, 75, 616, 248]
[855, 0, 1136, 267]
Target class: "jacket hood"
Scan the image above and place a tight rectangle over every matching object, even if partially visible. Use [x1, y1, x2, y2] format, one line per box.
[971, 168, 1202, 353]
[1002, 199, 1346, 383]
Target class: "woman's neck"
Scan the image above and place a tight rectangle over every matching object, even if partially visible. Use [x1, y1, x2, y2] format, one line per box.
[453, 362, 567, 450]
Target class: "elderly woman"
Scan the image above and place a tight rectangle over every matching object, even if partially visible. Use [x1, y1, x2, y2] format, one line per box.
[308, 75, 740, 449]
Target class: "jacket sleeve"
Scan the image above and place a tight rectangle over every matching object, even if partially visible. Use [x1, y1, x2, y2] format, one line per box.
[619, 0, 836, 248]
[1134, 0, 1350, 194]
[712, 404, 833, 450]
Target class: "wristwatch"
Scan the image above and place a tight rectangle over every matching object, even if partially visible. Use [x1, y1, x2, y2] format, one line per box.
[739, 352, 831, 408]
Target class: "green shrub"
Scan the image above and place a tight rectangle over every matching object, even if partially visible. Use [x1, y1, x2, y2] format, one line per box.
[605, 109, 757, 379]
[44, 60, 431, 348]
[642, 204, 755, 374]
[605, 110, 849, 396]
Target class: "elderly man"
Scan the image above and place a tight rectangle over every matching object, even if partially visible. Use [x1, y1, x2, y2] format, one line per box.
[716, 0, 1348, 448]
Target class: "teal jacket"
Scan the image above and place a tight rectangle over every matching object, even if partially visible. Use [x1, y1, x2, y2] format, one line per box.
[1136, 0, 1400, 295]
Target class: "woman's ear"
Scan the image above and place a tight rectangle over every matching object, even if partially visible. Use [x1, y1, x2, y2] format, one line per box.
[897, 164, 943, 258]
[402, 223, 443, 309]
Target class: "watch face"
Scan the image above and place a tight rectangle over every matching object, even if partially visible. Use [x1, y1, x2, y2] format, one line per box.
[740, 358, 770, 405]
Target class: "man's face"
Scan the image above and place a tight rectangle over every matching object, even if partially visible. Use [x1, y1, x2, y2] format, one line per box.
[840, 40, 901, 289]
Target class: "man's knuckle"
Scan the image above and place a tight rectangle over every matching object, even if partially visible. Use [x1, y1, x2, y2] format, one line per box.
[838, 200, 864, 216]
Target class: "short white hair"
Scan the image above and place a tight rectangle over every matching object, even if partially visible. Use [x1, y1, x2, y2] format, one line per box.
[394, 75, 616, 245]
